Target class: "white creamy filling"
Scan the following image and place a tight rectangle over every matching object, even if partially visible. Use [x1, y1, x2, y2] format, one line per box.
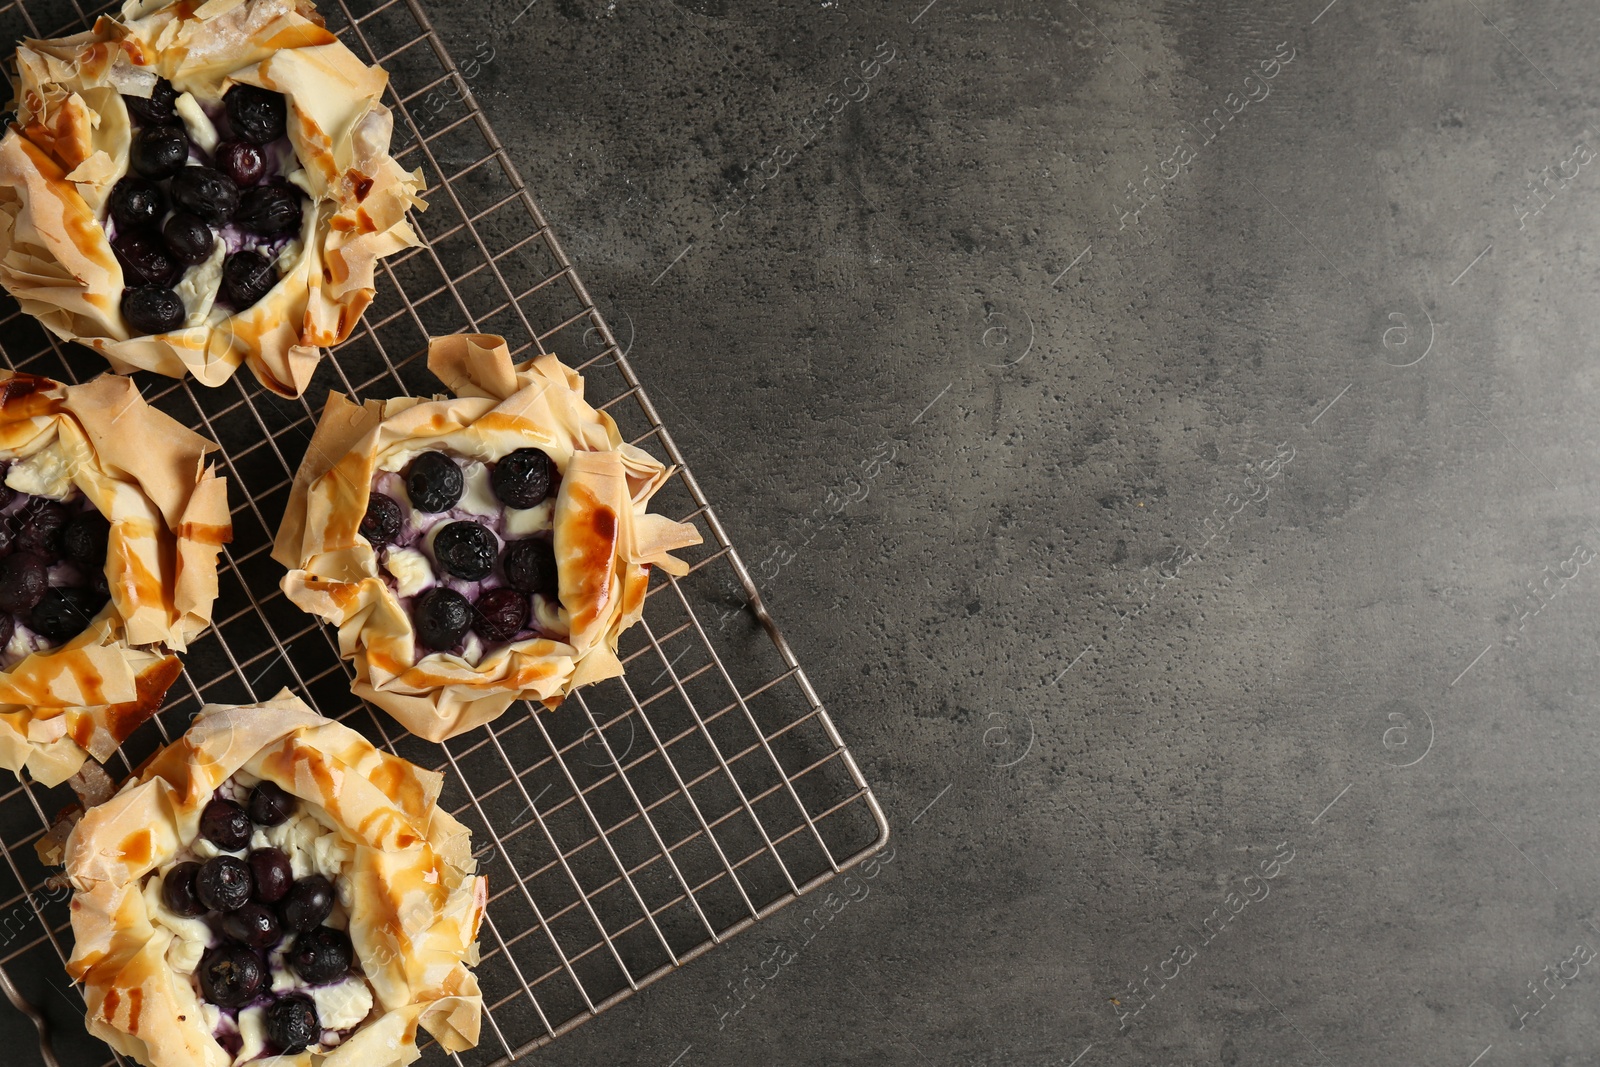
[383, 547, 432, 598]
[503, 499, 555, 538]
[141, 877, 211, 976]
[177, 237, 227, 328]
[234, 1006, 266, 1066]
[174, 92, 219, 155]
[455, 460, 498, 517]
[6, 441, 75, 500]
[311, 979, 374, 1031]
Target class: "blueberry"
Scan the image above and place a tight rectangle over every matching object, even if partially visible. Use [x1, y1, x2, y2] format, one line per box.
[288, 926, 353, 986]
[14, 500, 67, 559]
[0, 553, 48, 614]
[220, 250, 277, 309]
[29, 587, 107, 641]
[248, 780, 295, 826]
[129, 123, 189, 179]
[197, 944, 264, 1008]
[266, 995, 320, 1054]
[196, 855, 252, 913]
[0, 614, 14, 648]
[490, 448, 553, 509]
[122, 79, 176, 126]
[233, 185, 302, 237]
[413, 587, 472, 651]
[472, 588, 529, 642]
[221, 902, 280, 949]
[62, 512, 110, 568]
[199, 798, 251, 851]
[359, 493, 402, 548]
[0, 480, 14, 511]
[225, 84, 287, 144]
[161, 861, 206, 917]
[249, 848, 293, 904]
[121, 286, 186, 335]
[113, 232, 180, 288]
[501, 538, 558, 597]
[404, 452, 463, 513]
[161, 212, 214, 266]
[278, 875, 334, 934]
[214, 139, 266, 187]
[431, 521, 496, 580]
[108, 178, 165, 233]
[170, 166, 240, 226]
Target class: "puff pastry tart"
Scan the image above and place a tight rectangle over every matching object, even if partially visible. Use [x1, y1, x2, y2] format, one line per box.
[66, 690, 487, 1067]
[273, 334, 703, 742]
[0, 370, 228, 787]
[0, 0, 425, 398]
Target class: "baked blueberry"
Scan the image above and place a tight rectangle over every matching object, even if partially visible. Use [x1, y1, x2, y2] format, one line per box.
[472, 588, 528, 642]
[122, 79, 177, 126]
[170, 166, 240, 226]
[249, 848, 293, 904]
[501, 538, 558, 597]
[129, 123, 189, 179]
[120, 285, 186, 335]
[195, 855, 253, 913]
[266, 995, 320, 1054]
[221, 250, 277, 309]
[404, 452, 463, 512]
[0, 553, 48, 614]
[29, 587, 107, 641]
[0, 480, 14, 511]
[490, 448, 553, 508]
[214, 139, 266, 187]
[62, 512, 110, 568]
[161, 861, 206, 917]
[113, 232, 181, 288]
[234, 185, 303, 237]
[414, 587, 471, 651]
[248, 780, 295, 826]
[14, 500, 68, 559]
[289, 925, 353, 985]
[431, 521, 495, 580]
[0, 614, 14, 648]
[359, 493, 402, 547]
[221, 902, 280, 949]
[225, 84, 288, 144]
[161, 212, 214, 266]
[200, 797, 252, 850]
[197, 944, 264, 1008]
[108, 178, 165, 233]
[278, 875, 335, 933]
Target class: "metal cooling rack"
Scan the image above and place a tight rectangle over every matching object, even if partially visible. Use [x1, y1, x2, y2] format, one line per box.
[0, 1, 889, 1064]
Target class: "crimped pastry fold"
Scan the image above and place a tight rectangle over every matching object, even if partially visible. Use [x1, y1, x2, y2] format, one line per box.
[0, 0, 425, 397]
[0, 370, 229, 786]
[273, 334, 702, 742]
[65, 690, 486, 1067]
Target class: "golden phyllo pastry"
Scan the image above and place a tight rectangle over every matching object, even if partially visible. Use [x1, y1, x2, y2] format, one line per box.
[0, 0, 425, 398]
[273, 334, 703, 742]
[66, 690, 486, 1067]
[0, 370, 228, 787]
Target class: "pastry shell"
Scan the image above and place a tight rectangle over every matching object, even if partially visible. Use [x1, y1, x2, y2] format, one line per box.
[273, 334, 703, 742]
[0, 369, 229, 787]
[0, 0, 425, 398]
[65, 690, 487, 1067]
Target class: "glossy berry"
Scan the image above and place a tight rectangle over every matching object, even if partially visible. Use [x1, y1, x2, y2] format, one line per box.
[130, 123, 189, 179]
[0, 480, 14, 511]
[121, 286, 186, 335]
[289, 926, 353, 986]
[161, 861, 206, 917]
[122, 79, 177, 126]
[234, 185, 302, 237]
[278, 875, 335, 934]
[404, 452, 463, 513]
[14, 500, 67, 558]
[225, 84, 288, 144]
[360, 493, 402, 548]
[490, 448, 553, 509]
[221, 902, 280, 949]
[0, 614, 14, 648]
[221, 250, 276, 309]
[248, 780, 295, 826]
[113, 232, 180, 288]
[170, 166, 240, 226]
[108, 178, 165, 233]
[62, 512, 110, 568]
[214, 139, 266, 186]
[472, 588, 528, 642]
[29, 587, 107, 641]
[249, 848, 293, 904]
[0, 553, 48, 614]
[199, 798, 252, 851]
[162, 212, 214, 266]
[501, 538, 558, 597]
[414, 587, 472, 651]
[195, 855, 253, 913]
[266, 995, 320, 1054]
[198, 944, 264, 1008]
[431, 521, 496, 580]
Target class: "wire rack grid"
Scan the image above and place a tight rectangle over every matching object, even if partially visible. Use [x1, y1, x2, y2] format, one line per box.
[0, 1, 890, 1065]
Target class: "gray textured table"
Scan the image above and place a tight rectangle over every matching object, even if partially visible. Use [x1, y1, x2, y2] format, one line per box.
[12, 0, 1600, 1063]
